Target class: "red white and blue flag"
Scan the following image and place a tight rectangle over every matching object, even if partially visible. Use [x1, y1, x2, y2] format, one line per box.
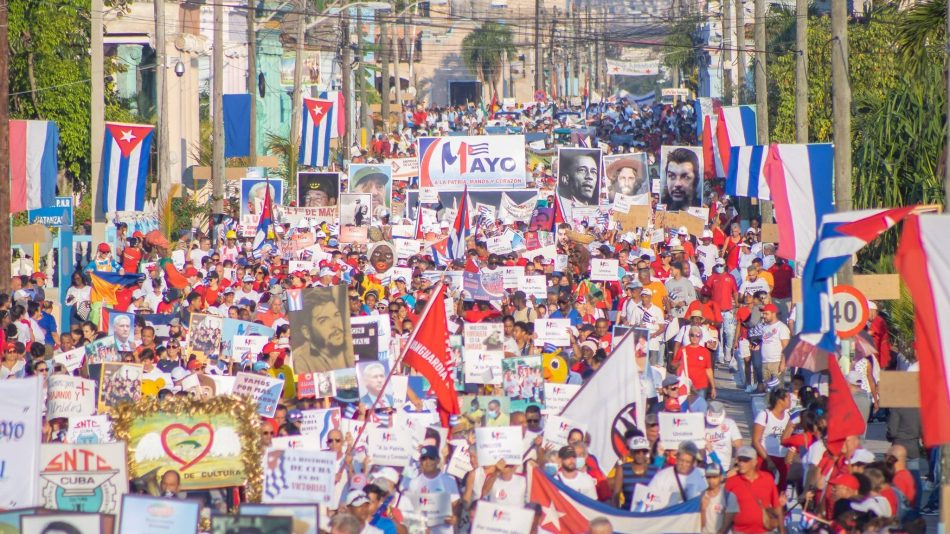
[447, 186, 471, 260]
[299, 97, 334, 168]
[9, 120, 58, 213]
[800, 207, 915, 349]
[101, 122, 154, 213]
[252, 180, 274, 251]
[896, 214, 950, 446]
[715, 105, 757, 174]
[762, 143, 834, 263]
[529, 465, 701, 533]
[725, 145, 769, 199]
[318, 90, 342, 138]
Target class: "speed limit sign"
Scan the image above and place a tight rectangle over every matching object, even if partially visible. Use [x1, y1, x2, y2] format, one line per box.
[831, 285, 870, 338]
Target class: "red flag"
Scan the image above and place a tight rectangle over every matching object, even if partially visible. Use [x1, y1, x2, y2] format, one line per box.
[552, 195, 565, 227]
[702, 115, 716, 179]
[529, 465, 591, 534]
[400, 283, 459, 425]
[489, 92, 499, 120]
[825, 353, 866, 454]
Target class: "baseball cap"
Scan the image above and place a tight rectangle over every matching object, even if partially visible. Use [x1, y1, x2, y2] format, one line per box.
[626, 280, 643, 290]
[661, 375, 679, 388]
[371, 467, 400, 486]
[419, 445, 439, 460]
[641, 288, 653, 296]
[705, 401, 726, 425]
[736, 445, 757, 460]
[689, 309, 703, 318]
[704, 463, 723, 477]
[677, 226, 688, 235]
[132, 289, 146, 300]
[848, 449, 876, 465]
[762, 304, 779, 313]
[97, 243, 111, 253]
[558, 446, 577, 459]
[243, 275, 255, 283]
[252, 361, 270, 372]
[830, 474, 860, 490]
[627, 436, 650, 451]
[702, 229, 713, 239]
[345, 489, 370, 507]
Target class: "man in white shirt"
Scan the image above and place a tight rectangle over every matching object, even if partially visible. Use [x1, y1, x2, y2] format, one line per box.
[555, 446, 598, 499]
[645, 441, 707, 510]
[695, 230, 719, 276]
[758, 303, 790, 382]
[478, 459, 527, 506]
[704, 401, 743, 470]
[739, 264, 771, 298]
[406, 446, 460, 534]
[232, 275, 261, 305]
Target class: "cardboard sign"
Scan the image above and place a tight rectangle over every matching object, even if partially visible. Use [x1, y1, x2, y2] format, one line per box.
[66, 415, 114, 444]
[543, 383, 581, 415]
[37, 443, 128, 514]
[46, 375, 97, 420]
[591, 259, 620, 281]
[463, 351, 504, 385]
[611, 204, 652, 230]
[53, 347, 86, 373]
[518, 275, 548, 300]
[658, 412, 706, 448]
[471, 502, 535, 534]
[232, 372, 285, 418]
[446, 439, 475, 479]
[543, 415, 588, 449]
[878, 371, 920, 408]
[761, 223, 779, 244]
[262, 449, 337, 504]
[367, 426, 415, 467]
[534, 318, 572, 347]
[475, 426, 523, 466]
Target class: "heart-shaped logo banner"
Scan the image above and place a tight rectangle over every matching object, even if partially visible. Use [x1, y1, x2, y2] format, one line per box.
[160, 423, 215, 471]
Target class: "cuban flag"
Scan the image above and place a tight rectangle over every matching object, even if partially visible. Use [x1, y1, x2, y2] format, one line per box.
[529, 465, 701, 533]
[896, 214, 950, 446]
[299, 97, 334, 168]
[762, 143, 834, 263]
[447, 186, 471, 260]
[252, 180, 274, 251]
[715, 105, 757, 173]
[9, 120, 58, 213]
[319, 90, 343, 138]
[800, 206, 915, 349]
[101, 122, 154, 213]
[726, 145, 770, 199]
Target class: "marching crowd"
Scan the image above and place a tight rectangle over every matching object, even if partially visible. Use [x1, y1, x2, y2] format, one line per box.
[2, 98, 930, 534]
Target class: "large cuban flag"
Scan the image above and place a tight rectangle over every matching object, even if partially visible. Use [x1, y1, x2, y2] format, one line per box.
[101, 122, 154, 213]
[715, 105, 757, 174]
[299, 97, 335, 168]
[9, 120, 58, 213]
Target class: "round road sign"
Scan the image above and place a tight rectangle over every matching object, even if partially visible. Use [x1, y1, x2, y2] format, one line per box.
[831, 285, 869, 339]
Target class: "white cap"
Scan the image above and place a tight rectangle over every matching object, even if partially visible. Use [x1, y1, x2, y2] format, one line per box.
[848, 448, 876, 465]
[371, 467, 400, 485]
[319, 267, 334, 277]
[132, 289, 146, 300]
[702, 229, 713, 239]
[677, 226, 688, 235]
[868, 300, 878, 311]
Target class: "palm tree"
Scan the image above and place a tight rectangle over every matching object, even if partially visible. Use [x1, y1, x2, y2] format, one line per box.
[265, 132, 299, 196]
[461, 22, 515, 103]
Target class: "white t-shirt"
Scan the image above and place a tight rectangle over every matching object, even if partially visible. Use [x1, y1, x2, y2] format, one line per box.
[739, 278, 771, 297]
[556, 470, 598, 500]
[754, 409, 790, 457]
[190, 248, 207, 269]
[803, 440, 827, 476]
[705, 419, 742, 470]
[696, 245, 720, 275]
[759, 320, 790, 363]
[406, 472, 460, 534]
[645, 466, 707, 510]
[483, 474, 526, 506]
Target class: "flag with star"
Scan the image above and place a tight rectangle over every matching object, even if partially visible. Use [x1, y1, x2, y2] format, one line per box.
[101, 122, 154, 213]
[299, 97, 335, 167]
[528, 465, 702, 533]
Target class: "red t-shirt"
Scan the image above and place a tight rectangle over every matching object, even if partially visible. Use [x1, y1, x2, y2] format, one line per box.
[704, 272, 738, 312]
[892, 468, 916, 505]
[724, 471, 780, 534]
[121, 247, 142, 273]
[768, 264, 794, 300]
[676, 345, 712, 390]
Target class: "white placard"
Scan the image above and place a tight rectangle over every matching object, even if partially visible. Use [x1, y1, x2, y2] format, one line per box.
[446, 439, 475, 479]
[269, 435, 319, 450]
[630, 483, 652, 512]
[340, 418, 377, 450]
[262, 448, 337, 504]
[0, 377, 42, 509]
[543, 383, 581, 415]
[486, 234, 513, 255]
[46, 375, 96, 420]
[535, 318, 572, 347]
[658, 412, 706, 448]
[404, 491, 454, 527]
[686, 206, 709, 221]
[299, 408, 341, 443]
[393, 411, 441, 447]
[501, 266, 523, 289]
[394, 238, 423, 259]
[471, 502, 535, 534]
[591, 258, 620, 281]
[463, 350, 504, 385]
[52, 347, 86, 373]
[543, 415, 588, 449]
[651, 178, 661, 194]
[288, 260, 315, 274]
[367, 425, 416, 467]
[420, 187, 439, 204]
[232, 335, 269, 363]
[518, 275, 547, 300]
[232, 372, 285, 417]
[475, 426, 523, 466]
[613, 193, 634, 214]
[65, 415, 113, 444]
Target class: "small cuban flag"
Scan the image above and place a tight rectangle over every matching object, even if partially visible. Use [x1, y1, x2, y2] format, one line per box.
[252, 180, 274, 251]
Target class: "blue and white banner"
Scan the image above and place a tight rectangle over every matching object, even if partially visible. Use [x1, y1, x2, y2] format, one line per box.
[418, 135, 526, 189]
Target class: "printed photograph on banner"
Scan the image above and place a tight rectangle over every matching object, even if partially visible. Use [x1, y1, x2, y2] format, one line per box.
[659, 146, 704, 211]
[501, 356, 543, 412]
[118, 495, 201, 533]
[603, 152, 650, 204]
[212, 514, 292, 534]
[527, 207, 555, 232]
[186, 313, 222, 363]
[20, 513, 105, 534]
[405, 189, 539, 226]
[355, 360, 394, 408]
[85, 335, 119, 365]
[240, 178, 284, 227]
[96, 362, 143, 414]
[239, 503, 320, 534]
[106, 310, 135, 352]
[37, 442, 128, 514]
[332, 367, 359, 403]
[297, 371, 337, 399]
[297, 172, 339, 207]
[459, 395, 510, 427]
[339, 192, 371, 243]
[348, 163, 392, 215]
[367, 241, 395, 275]
[463, 322, 505, 353]
[557, 147, 602, 214]
[290, 285, 355, 373]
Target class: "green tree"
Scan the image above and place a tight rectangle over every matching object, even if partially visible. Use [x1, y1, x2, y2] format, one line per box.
[661, 16, 704, 92]
[461, 22, 515, 102]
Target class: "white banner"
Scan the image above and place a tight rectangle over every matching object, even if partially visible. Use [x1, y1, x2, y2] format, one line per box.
[37, 442, 128, 514]
[46, 375, 97, 420]
[262, 448, 337, 504]
[418, 136, 527, 189]
[53, 347, 86, 373]
[499, 193, 535, 222]
[66, 415, 114, 444]
[471, 502, 535, 534]
[606, 59, 661, 76]
[475, 426, 523, 466]
[367, 426, 416, 467]
[535, 318, 572, 347]
[658, 412, 706, 448]
[543, 383, 581, 415]
[0, 377, 42, 509]
[591, 259, 620, 281]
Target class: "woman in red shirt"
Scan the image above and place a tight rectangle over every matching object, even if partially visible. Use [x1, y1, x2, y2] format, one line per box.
[673, 325, 716, 399]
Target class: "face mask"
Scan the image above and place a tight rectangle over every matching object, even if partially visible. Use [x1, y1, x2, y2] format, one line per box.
[544, 463, 558, 476]
[576, 455, 587, 466]
[487, 410, 498, 420]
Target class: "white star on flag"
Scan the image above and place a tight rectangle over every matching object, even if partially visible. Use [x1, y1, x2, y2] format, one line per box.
[312, 106, 323, 116]
[120, 130, 136, 142]
[541, 502, 565, 530]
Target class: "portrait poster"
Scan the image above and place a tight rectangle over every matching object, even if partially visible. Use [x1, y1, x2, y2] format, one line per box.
[355, 361, 405, 408]
[367, 241, 396, 275]
[36, 443, 128, 514]
[240, 178, 284, 227]
[185, 313, 223, 363]
[296, 172, 339, 208]
[290, 286, 355, 373]
[0, 377, 43, 510]
[659, 146, 704, 211]
[118, 495, 201, 534]
[348, 163, 392, 212]
[96, 362, 143, 414]
[20, 513, 107, 534]
[556, 147, 602, 216]
[527, 207, 555, 232]
[239, 504, 319, 534]
[602, 153, 650, 204]
[339, 193, 371, 243]
[106, 310, 135, 352]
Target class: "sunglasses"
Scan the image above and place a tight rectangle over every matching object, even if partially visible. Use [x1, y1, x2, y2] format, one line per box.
[262, 430, 274, 436]
[526, 418, 541, 424]
[327, 438, 342, 443]
[737, 457, 754, 463]
[689, 334, 701, 338]
[36, 368, 48, 373]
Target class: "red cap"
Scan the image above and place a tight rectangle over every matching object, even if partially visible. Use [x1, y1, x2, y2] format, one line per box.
[133, 231, 145, 239]
[5, 342, 17, 352]
[30, 272, 47, 280]
[97, 243, 111, 253]
[830, 474, 860, 490]
[187, 359, 202, 371]
[261, 342, 280, 354]
[146, 263, 158, 271]
[184, 266, 199, 277]
[762, 303, 779, 313]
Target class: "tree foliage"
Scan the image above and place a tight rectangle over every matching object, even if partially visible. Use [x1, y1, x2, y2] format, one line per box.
[461, 22, 515, 99]
[661, 16, 705, 93]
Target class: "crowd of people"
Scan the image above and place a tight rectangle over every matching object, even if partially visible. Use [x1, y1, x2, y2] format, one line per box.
[1, 96, 930, 534]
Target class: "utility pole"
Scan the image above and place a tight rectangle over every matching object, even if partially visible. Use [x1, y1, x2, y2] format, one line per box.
[548, 9, 557, 100]
[722, 0, 733, 105]
[91, 0, 105, 239]
[380, 11, 390, 132]
[794, 0, 808, 143]
[831, 0, 852, 284]
[392, 20, 401, 131]
[291, 0, 306, 168]
[342, 18, 353, 154]
[247, 0, 258, 165]
[585, 4, 593, 99]
[534, 0, 542, 93]
[155, 0, 170, 194]
[734, 0, 746, 104]
[356, 9, 368, 142]
[212, 0, 225, 217]
[753, 0, 770, 223]
[0, 0, 10, 290]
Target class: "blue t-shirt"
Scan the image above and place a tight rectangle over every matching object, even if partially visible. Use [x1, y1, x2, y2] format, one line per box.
[37, 312, 57, 345]
[550, 307, 583, 327]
